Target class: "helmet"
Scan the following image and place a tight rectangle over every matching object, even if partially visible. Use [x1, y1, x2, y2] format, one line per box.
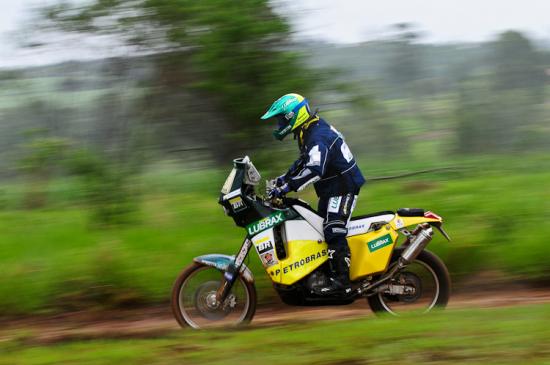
[260, 93, 312, 140]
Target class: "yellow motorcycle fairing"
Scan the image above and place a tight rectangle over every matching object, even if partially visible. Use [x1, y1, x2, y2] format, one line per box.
[251, 213, 443, 285]
[348, 214, 442, 280]
[267, 239, 329, 285]
[347, 227, 399, 281]
[251, 220, 329, 285]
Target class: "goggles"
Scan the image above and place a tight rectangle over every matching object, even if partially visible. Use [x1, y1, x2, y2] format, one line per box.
[272, 99, 308, 141]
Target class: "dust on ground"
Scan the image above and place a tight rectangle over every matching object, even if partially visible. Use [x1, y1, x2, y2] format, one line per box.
[1, 288, 549, 344]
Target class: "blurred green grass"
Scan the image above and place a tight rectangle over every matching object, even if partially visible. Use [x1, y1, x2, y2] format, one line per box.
[0, 154, 548, 314]
[1, 304, 550, 364]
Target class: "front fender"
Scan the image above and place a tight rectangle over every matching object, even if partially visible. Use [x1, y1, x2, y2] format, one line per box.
[193, 254, 255, 284]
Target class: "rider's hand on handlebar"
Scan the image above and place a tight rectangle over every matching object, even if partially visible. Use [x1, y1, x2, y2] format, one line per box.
[275, 175, 286, 187]
[268, 175, 286, 189]
[268, 184, 289, 199]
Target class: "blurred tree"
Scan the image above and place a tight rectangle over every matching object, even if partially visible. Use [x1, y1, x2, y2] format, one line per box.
[354, 95, 409, 157]
[43, 0, 314, 162]
[491, 31, 546, 98]
[455, 80, 497, 154]
[1, 101, 72, 152]
[65, 148, 140, 226]
[385, 23, 424, 97]
[454, 80, 542, 154]
[18, 130, 69, 208]
[454, 31, 548, 154]
[384, 22, 429, 129]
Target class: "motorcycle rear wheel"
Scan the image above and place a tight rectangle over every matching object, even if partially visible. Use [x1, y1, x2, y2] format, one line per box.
[171, 263, 257, 329]
[368, 248, 451, 316]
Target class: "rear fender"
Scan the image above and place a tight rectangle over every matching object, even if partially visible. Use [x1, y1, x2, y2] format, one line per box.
[391, 214, 451, 241]
[391, 215, 441, 229]
[193, 254, 255, 284]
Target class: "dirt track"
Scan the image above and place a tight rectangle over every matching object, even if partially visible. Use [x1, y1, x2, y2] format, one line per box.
[1, 288, 549, 344]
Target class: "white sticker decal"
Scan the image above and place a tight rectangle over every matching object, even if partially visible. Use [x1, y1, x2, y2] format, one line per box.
[229, 196, 246, 212]
[307, 145, 321, 167]
[395, 218, 404, 229]
[261, 251, 278, 267]
[340, 141, 353, 163]
[328, 196, 342, 213]
[351, 195, 358, 214]
[293, 168, 312, 180]
[256, 240, 274, 254]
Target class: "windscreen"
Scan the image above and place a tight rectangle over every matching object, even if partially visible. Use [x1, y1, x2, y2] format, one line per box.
[221, 167, 237, 194]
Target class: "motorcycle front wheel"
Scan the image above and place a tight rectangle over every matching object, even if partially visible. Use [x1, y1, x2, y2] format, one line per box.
[368, 248, 451, 316]
[171, 263, 257, 329]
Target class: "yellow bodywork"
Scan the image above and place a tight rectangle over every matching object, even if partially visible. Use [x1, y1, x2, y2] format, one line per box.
[347, 227, 399, 280]
[256, 214, 442, 285]
[266, 240, 329, 285]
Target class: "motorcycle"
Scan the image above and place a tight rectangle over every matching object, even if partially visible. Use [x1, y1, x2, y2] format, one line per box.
[172, 156, 451, 329]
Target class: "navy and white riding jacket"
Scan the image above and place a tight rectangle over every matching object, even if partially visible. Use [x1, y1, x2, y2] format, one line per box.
[283, 118, 365, 198]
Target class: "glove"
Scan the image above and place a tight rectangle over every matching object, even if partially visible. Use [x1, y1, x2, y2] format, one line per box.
[267, 175, 286, 194]
[268, 183, 289, 199]
[275, 175, 286, 187]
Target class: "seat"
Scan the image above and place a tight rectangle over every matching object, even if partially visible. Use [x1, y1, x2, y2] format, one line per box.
[350, 210, 395, 221]
[347, 212, 395, 236]
[292, 205, 395, 238]
[397, 208, 424, 217]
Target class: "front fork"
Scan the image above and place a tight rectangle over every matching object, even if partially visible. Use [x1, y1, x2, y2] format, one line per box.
[215, 237, 252, 303]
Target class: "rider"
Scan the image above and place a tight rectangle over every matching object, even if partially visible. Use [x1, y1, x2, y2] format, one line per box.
[261, 93, 365, 296]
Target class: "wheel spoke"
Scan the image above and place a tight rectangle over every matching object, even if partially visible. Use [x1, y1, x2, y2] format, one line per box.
[175, 266, 251, 328]
[377, 260, 440, 315]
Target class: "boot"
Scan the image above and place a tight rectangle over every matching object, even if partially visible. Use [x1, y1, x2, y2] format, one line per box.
[314, 248, 352, 296]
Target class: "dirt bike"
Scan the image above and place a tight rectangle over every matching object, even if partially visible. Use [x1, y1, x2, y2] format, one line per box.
[172, 156, 451, 329]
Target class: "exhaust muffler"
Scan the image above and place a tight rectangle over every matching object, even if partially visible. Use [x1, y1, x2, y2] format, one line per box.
[401, 224, 433, 264]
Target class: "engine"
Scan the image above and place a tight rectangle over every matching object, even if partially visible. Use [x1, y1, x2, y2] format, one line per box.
[304, 268, 329, 292]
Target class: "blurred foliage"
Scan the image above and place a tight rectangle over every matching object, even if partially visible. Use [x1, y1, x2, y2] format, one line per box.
[44, 0, 316, 161]
[491, 31, 546, 98]
[19, 134, 68, 176]
[0, 1, 548, 315]
[0, 155, 548, 313]
[65, 149, 140, 226]
[385, 23, 424, 97]
[15, 129, 140, 225]
[453, 30, 548, 154]
[18, 131, 70, 208]
[455, 85, 544, 153]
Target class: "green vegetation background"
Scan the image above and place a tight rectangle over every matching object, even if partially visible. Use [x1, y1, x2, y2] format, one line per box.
[1, 153, 548, 314]
[0, 0, 548, 316]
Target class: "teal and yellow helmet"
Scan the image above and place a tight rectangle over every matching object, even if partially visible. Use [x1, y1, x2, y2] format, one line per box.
[261, 93, 312, 140]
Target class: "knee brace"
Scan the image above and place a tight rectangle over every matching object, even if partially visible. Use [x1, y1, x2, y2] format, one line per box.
[323, 220, 348, 247]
